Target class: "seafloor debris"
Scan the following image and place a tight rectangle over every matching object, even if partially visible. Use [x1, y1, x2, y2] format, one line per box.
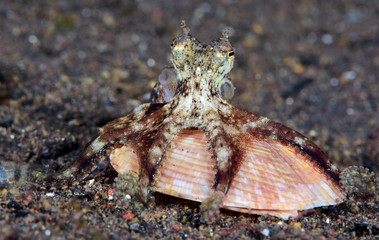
[341, 166, 377, 199]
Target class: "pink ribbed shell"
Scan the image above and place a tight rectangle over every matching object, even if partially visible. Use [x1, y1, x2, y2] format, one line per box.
[110, 129, 345, 219]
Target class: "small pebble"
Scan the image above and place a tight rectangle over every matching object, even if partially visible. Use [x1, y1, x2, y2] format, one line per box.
[262, 228, 270, 237]
[294, 222, 302, 228]
[321, 34, 333, 44]
[46, 192, 55, 197]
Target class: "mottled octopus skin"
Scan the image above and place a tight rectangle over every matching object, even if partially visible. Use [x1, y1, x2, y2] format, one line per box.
[31, 22, 345, 219]
[151, 66, 235, 103]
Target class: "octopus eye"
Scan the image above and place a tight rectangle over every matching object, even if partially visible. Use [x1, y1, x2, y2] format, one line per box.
[227, 50, 235, 60]
[170, 40, 175, 49]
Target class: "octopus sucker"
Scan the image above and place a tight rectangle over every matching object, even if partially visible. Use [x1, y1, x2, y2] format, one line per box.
[31, 21, 345, 221]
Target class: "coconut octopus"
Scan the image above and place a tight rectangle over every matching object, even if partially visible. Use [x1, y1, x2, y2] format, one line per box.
[31, 21, 345, 221]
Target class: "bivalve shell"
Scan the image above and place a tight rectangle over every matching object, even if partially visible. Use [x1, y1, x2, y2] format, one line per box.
[110, 128, 345, 219]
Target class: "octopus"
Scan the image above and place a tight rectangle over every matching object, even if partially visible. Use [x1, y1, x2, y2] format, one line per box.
[31, 21, 345, 221]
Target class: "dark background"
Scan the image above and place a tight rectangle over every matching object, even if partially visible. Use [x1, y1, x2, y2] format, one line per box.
[0, 0, 378, 239]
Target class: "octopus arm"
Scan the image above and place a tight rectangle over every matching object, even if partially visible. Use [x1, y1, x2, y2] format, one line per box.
[30, 103, 167, 189]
